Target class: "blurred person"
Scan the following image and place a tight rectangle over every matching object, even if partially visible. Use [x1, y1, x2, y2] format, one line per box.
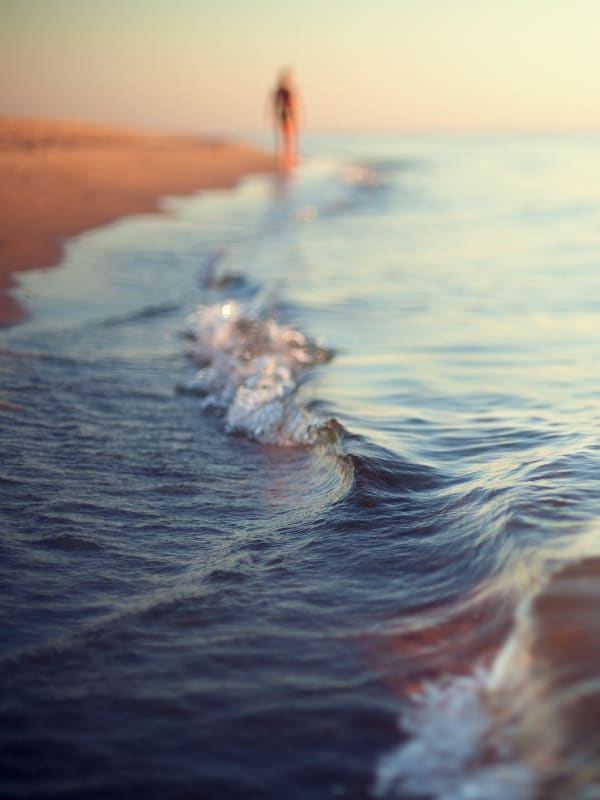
[272, 69, 299, 171]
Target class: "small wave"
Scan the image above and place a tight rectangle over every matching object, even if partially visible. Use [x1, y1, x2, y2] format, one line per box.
[35, 533, 104, 553]
[505, 553, 600, 800]
[340, 156, 421, 190]
[373, 536, 600, 800]
[179, 300, 332, 446]
[342, 163, 383, 189]
[349, 441, 449, 497]
[374, 666, 535, 800]
[197, 246, 250, 291]
[95, 302, 181, 327]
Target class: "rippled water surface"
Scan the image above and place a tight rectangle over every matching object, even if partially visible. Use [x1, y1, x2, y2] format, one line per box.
[3, 134, 600, 799]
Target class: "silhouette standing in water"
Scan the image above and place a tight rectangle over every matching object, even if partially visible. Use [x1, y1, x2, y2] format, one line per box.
[272, 70, 299, 171]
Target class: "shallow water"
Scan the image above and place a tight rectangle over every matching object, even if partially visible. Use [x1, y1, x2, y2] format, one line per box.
[2, 134, 600, 799]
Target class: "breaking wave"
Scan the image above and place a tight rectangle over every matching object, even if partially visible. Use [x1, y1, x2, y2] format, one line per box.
[179, 299, 333, 446]
[373, 664, 535, 800]
[374, 540, 600, 800]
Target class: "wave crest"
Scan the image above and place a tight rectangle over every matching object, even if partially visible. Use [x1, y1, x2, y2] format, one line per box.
[180, 300, 332, 446]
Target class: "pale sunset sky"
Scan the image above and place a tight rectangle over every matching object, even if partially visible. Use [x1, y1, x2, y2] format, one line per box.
[2, 0, 600, 133]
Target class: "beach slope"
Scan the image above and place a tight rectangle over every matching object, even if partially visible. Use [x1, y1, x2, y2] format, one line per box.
[0, 117, 274, 324]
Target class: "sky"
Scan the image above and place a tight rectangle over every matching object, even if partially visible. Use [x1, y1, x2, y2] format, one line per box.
[2, 0, 600, 134]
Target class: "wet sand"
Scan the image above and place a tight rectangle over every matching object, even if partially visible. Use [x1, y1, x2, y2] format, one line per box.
[0, 117, 274, 325]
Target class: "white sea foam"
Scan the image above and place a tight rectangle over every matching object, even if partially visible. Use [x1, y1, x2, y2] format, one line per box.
[181, 300, 330, 445]
[342, 163, 382, 188]
[373, 661, 535, 800]
[374, 535, 600, 800]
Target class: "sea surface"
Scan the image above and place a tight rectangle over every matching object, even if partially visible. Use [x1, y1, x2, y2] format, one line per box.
[2, 133, 600, 799]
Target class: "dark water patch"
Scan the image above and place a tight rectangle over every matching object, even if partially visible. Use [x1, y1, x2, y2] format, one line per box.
[0, 473, 29, 488]
[35, 534, 105, 553]
[348, 439, 450, 498]
[0, 600, 395, 799]
[44, 498, 162, 523]
[205, 271, 249, 291]
[197, 245, 259, 297]
[0, 554, 399, 796]
[94, 301, 182, 328]
[153, 481, 206, 496]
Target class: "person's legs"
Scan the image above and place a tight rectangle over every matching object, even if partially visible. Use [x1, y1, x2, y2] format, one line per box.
[282, 121, 294, 170]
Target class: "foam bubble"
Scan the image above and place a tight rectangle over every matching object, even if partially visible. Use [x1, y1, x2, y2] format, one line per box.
[180, 300, 330, 446]
[373, 666, 535, 800]
[342, 163, 382, 188]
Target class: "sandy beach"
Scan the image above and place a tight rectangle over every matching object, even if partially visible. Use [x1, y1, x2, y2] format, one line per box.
[0, 117, 274, 325]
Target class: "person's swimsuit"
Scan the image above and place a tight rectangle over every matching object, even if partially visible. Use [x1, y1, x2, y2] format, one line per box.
[276, 87, 292, 125]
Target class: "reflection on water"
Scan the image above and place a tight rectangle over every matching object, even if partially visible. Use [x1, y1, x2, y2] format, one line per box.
[3, 134, 600, 799]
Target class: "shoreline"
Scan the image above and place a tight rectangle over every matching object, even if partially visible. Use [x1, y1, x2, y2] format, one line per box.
[0, 116, 275, 326]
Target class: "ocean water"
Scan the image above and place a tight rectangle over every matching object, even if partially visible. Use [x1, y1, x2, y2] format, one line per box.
[2, 133, 600, 799]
